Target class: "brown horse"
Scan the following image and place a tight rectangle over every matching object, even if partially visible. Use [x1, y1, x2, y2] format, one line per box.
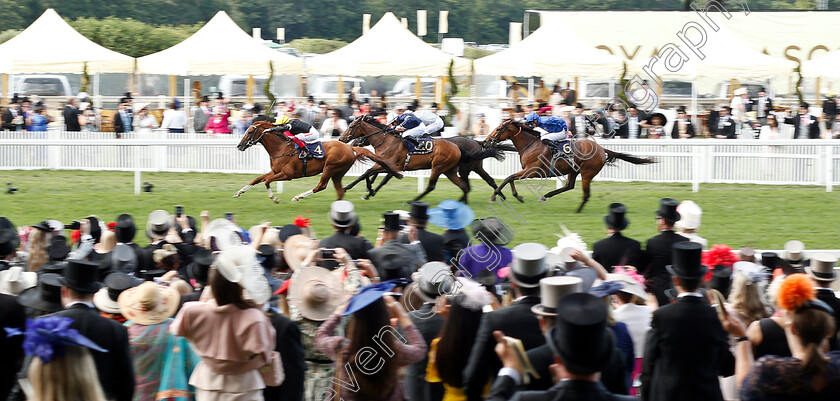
[234, 121, 402, 202]
[339, 115, 472, 203]
[484, 119, 655, 212]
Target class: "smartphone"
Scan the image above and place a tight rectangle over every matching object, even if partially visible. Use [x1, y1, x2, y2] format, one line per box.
[175, 205, 183, 217]
[319, 248, 336, 260]
[225, 212, 234, 221]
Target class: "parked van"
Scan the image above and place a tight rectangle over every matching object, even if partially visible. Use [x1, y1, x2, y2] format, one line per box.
[389, 77, 439, 98]
[13, 75, 72, 97]
[218, 75, 269, 97]
[308, 76, 369, 99]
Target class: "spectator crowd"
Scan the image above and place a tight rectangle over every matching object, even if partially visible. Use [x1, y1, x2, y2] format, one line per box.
[1, 195, 839, 401]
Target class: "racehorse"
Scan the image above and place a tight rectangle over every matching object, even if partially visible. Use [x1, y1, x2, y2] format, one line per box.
[338, 115, 475, 203]
[484, 119, 655, 212]
[234, 121, 402, 203]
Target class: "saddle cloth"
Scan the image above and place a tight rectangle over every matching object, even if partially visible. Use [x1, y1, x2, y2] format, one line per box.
[295, 141, 326, 159]
[403, 136, 434, 155]
[546, 139, 574, 157]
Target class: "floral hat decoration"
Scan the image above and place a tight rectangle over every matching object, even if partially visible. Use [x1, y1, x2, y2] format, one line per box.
[5, 316, 105, 364]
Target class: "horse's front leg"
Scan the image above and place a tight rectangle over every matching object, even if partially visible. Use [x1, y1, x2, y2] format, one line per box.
[234, 172, 270, 198]
[264, 172, 290, 203]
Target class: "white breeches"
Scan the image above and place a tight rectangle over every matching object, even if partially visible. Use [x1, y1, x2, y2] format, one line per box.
[423, 117, 444, 134]
[403, 124, 427, 138]
[295, 128, 320, 143]
[540, 131, 567, 141]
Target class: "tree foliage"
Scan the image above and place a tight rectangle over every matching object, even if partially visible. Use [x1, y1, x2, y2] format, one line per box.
[68, 17, 202, 58]
[287, 38, 348, 55]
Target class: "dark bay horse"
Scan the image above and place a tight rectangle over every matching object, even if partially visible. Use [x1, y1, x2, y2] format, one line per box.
[339, 115, 472, 203]
[484, 119, 655, 212]
[234, 121, 402, 202]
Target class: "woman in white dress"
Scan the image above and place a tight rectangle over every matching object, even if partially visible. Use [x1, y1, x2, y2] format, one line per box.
[132, 103, 159, 134]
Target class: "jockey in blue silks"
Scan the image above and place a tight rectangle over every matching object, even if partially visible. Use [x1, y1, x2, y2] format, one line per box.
[388, 112, 427, 150]
[525, 112, 570, 153]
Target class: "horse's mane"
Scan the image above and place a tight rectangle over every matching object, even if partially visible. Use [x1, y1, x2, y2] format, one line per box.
[507, 119, 541, 138]
[360, 114, 387, 129]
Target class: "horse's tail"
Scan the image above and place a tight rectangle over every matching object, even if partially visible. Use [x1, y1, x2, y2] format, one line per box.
[462, 147, 506, 163]
[351, 146, 404, 179]
[492, 143, 518, 153]
[604, 149, 657, 165]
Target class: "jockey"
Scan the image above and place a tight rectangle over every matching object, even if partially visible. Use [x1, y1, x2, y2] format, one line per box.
[525, 112, 569, 153]
[405, 109, 444, 136]
[388, 112, 427, 148]
[274, 115, 320, 158]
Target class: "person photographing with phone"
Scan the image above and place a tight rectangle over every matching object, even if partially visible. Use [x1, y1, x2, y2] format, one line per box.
[368, 212, 427, 285]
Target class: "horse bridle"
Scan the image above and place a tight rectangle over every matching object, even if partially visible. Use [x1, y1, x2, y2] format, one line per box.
[242, 124, 297, 158]
[486, 119, 521, 146]
[344, 115, 391, 148]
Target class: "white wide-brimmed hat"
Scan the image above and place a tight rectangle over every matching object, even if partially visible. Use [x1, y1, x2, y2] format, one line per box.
[0, 266, 37, 295]
[215, 245, 271, 305]
[675, 200, 702, 231]
[289, 266, 343, 321]
[206, 219, 246, 252]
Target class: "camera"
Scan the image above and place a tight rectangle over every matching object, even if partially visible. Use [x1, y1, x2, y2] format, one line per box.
[175, 205, 183, 217]
[319, 248, 337, 260]
[6, 183, 17, 194]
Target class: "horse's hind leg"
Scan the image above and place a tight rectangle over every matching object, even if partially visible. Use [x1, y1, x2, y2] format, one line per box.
[368, 173, 394, 199]
[234, 172, 270, 198]
[412, 169, 444, 202]
[444, 168, 471, 204]
[575, 174, 593, 213]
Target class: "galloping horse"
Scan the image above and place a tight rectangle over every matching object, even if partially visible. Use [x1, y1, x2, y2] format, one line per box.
[484, 119, 655, 212]
[338, 115, 474, 203]
[234, 121, 402, 202]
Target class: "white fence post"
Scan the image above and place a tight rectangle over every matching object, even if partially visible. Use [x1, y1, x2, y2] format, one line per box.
[134, 170, 141, 195]
[417, 175, 425, 193]
[692, 145, 702, 192]
[47, 130, 60, 169]
[276, 181, 284, 193]
[826, 145, 833, 193]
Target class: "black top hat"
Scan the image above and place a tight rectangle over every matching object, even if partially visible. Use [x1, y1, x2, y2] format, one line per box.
[20, 97, 30, 104]
[471, 217, 513, 246]
[761, 252, 780, 271]
[0, 217, 15, 232]
[383, 212, 401, 231]
[277, 224, 303, 243]
[217, 92, 224, 99]
[39, 261, 66, 276]
[104, 272, 138, 302]
[604, 203, 629, 231]
[409, 202, 429, 221]
[59, 260, 101, 293]
[800, 102, 810, 109]
[677, 106, 687, 114]
[86, 216, 102, 243]
[119, 97, 128, 104]
[430, 102, 439, 109]
[115, 214, 136, 243]
[123, 92, 134, 99]
[257, 244, 277, 272]
[48, 236, 71, 262]
[655, 198, 681, 223]
[18, 273, 64, 313]
[10, 94, 20, 104]
[31, 221, 52, 232]
[545, 292, 614, 375]
[575, 103, 584, 109]
[307, 95, 315, 102]
[709, 265, 732, 298]
[0, 229, 19, 258]
[200, 95, 210, 103]
[666, 242, 706, 279]
[138, 270, 166, 281]
[188, 249, 214, 285]
[253, 103, 263, 113]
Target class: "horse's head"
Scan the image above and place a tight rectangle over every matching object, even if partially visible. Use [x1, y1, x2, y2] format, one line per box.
[484, 119, 517, 148]
[237, 121, 276, 151]
[340, 114, 386, 145]
[339, 115, 365, 143]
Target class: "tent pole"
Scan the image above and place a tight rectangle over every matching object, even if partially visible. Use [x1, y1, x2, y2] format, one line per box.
[691, 80, 698, 129]
[247, 75, 254, 103]
[816, 78, 821, 105]
[169, 75, 176, 98]
[574, 77, 579, 102]
[337, 75, 344, 105]
[184, 78, 191, 134]
[415, 76, 422, 102]
[528, 78, 534, 103]
[1, 74, 6, 106]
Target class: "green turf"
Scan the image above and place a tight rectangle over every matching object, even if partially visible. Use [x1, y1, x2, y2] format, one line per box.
[0, 169, 837, 249]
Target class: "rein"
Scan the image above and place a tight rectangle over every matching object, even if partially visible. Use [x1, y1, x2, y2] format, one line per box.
[347, 117, 390, 148]
[246, 125, 297, 158]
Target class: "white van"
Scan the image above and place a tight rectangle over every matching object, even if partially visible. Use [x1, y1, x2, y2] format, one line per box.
[13, 75, 72, 97]
[308, 76, 369, 99]
[218, 75, 269, 97]
[389, 78, 438, 98]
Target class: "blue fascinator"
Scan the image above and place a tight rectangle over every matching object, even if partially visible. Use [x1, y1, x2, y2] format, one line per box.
[5, 316, 106, 364]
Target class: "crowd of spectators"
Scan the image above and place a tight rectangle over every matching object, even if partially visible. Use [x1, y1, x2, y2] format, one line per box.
[1, 195, 839, 401]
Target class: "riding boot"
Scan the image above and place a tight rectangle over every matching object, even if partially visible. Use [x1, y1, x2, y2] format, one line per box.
[404, 135, 420, 152]
[542, 139, 558, 153]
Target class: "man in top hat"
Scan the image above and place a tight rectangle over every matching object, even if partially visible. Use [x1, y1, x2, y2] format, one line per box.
[670, 106, 695, 139]
[641, 242, 734, 401]
[463, 243, 549, 401]
[1, 95, 21, 131]
[113, 213, 149, 273]
[405, 262, 454, 401]
[113, 98, 133, 137]
[404, 202, 444, 262]
[806, 254, 840, 350]
[642, 198, 689, 307]
[782, 240, 809, 272]
[47, 259, 135, 401]
[592, 203, 642, 272]
[368, 212, 426, 283]
[675, 200, 707, 249]
[712, 106, 736, 139]
[194, 95, 211, 133]
[784, 103, 820, 139]
[487, 292, 635, 401]
[317, 201, 373, 271]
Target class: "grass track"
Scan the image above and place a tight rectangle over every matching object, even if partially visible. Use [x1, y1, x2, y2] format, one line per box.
[0, 169, 837, 249]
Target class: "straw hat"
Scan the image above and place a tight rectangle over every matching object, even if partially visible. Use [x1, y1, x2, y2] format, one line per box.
[289, 266, 343, 321]
[283, 234, 313, 271]
[153, 243, 178, 264]
[118, 282, 180, 325]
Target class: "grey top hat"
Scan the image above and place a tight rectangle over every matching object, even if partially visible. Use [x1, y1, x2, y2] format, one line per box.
[531, 276, 583, 316]
[784, 240, 805, 262]
[328, 200, 357, 228]
[146, 210, 171, 240]
[806, 253, 838, 281]
[413, 262, 455, 302]
[511, 243, 550, 288]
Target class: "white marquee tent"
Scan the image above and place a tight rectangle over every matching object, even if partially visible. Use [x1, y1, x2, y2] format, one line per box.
[632, 27, 795, 79]
[0, 9, 133, 74]
[474, 22, 625, 78]
[136, 11, 302, 75]
[305, 12, 471, 76]
[802, 50, 840, 78]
